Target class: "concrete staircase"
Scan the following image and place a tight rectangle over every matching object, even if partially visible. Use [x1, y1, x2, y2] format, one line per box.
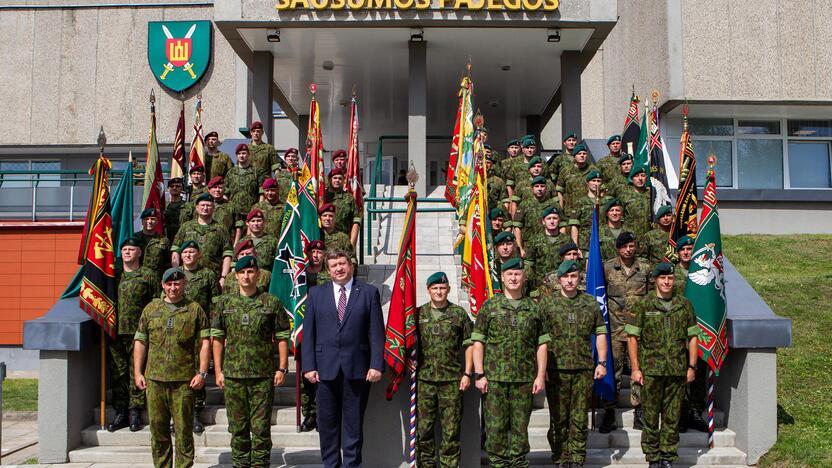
[66, 186, 747, 467]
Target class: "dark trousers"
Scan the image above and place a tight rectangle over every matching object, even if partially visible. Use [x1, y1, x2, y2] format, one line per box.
[317, 369, 371, 468]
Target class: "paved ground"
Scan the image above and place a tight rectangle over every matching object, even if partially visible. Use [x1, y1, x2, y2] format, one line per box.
[2, 414, 38, 465]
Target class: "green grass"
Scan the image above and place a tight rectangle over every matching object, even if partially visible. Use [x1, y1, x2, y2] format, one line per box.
[2, 378, 37, 412]
[22, 458, 38, 465]
[724, 235, 832, 467]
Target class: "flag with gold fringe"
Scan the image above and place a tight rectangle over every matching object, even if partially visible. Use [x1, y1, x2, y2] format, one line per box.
[668, 105, 699, 261]
[345, 94, 364, 214]
[142, 91, 165, 235]
[306, 84, 327, 208]
[170, 102, 186, 179]
[445, 73, 476, 215]
[188, 95, 205, 175]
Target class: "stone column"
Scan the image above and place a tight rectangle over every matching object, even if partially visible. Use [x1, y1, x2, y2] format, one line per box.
[408, 40, 427, 196]
[526, 114, 542, 150]
[560, 51, 582, 140]
[252, 51, 275, 144]
[298, 114, 309, 153]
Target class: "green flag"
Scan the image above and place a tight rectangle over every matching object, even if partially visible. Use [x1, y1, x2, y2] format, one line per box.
[684, 165, 728, 374]
[633, 105, 651, 184]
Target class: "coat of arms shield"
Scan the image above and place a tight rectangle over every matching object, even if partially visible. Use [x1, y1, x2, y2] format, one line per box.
[148, 20, 212, 93]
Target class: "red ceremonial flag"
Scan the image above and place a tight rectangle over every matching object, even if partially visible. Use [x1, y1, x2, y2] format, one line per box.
[345, 94, 364, 213]
[188, 95, 205, 172]
[142, 91, 165, 235]
[461, 161, 493, 320]
[444, 90, 463, 206]
[306, 85, 327, 208]
[170, 102, 186, 179]
[384, 189, 417, 399]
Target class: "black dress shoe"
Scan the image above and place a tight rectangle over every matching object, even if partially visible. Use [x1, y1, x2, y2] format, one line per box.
[689, 410, 709, 432]
[599, 408, 617, 434]
[129, 408, 142, 432]
[300, 415, 317, 432]
[193, 414, 205, 433]
[633, 405, 645, 430]
[648, 462, 661, 468]
[107, 410, 128, 432]
[660, 460, 673, 468]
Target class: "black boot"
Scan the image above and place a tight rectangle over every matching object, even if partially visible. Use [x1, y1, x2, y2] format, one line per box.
[193, 413, 204, 434]
[107, 410, 128, 432]
[300, 415, 317, 432]
[648, 462, 661, 468]
[128, 408, 142, 432]
[599, 408, 617, 433]
[689, 410, 709, 432]
[633, 405, 645, 430]
[660, 460, 673, 468]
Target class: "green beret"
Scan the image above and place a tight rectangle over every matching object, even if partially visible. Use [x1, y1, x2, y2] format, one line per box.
[426, 272, 449, 287]
[521, 136, 537, 148]
[618, 153, 634, 164]
[557, 260, 580, 278]
[602, 198, 622, 213]
[607, 134, 622, 145]
[572, 143, 588, 154]
[162, 267, 185, 283]
[120, 236, 144, 249]
[652, 262, 675, 277]
[540, 206, 560, 219]
[563, 132, 576, 141]
[628, 165, 647, 181]
[558, 241, 579, 256]
[507, 139, 521, 147]
[235, 255, 258, 272]
[490, 207, 507, 219]
[500, 257, 524, 272]
[585, 169, 602, 181]
[675, 235, 695, 251]
[656, 205, 673, 218]
[615, 231, 636, 249]
[485, 151, 494, 161]
[494, 231, 515, 245]
[527, 156, 543, 168]
[180, 240, 200, 251]
[140, 208, 156, 219]
[531, 175, 547, 186]
[195, 193, 213, 204]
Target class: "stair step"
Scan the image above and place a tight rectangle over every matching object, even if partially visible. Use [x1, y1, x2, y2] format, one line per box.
[522, 447, 747, 465]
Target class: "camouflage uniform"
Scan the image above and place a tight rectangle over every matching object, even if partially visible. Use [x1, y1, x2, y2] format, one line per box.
[556, 162, 599, 210]
[134, 299, 210, 468]
[487, 175, 509, 212]
[222, 269, 272, 295]
[252, 199, 284, 237]
[110, 267, 158, 411]
[213, 200, 237, 236]
[568, 194, 610, 255]
[513, 177, 557, 203]
[605, 172, 629, 200]
[164, 199, 187, 243]
[189, 184, 208, 200]
[225, 165, 265, 220]
[322, 230, 354, 258]
[539, 291, 606, 465]
[183, 266, 220, 411]
[211, 290, 291, 468]
[500, 157, 533, 190]
[204, 151, 233, 179]
[603, 257, 651, 409]
[674, 263, 689, 295]
[239, 234, 278, 272]
[515, 196, 558, 245]
[172, 220, 233, 277]
[135, 231, 171, 274]
[638, 227, 672, 266]
[620, 186, 652, 238]
[524, 232, 573, 289]
[248, 142, 282, 177]
[547, 151, 573, 188]
[599, 224, 627, 262]
[274, 168, 297, 204]
[325, 190, 361, 236]
[595, 153, 621, 183]
[625, 292, 699, 463]
[532, 270, 585, 301]
[471, 294, 550, 468]
[415, 302, 472, 468]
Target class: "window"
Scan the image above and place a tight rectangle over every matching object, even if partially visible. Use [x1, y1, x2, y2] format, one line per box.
[787, 120, 832, 138]
[737, 120, 780, 135]
[689, 118, 734, 136]
[692, 140, 733, 187]
[788, 142, 831, 188]
[0, 160, 61, 188]
[737, 139, 783, 189]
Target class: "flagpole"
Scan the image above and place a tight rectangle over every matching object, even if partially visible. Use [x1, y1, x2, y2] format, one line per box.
[97, 127, 107, 431]
[707, 368, 715, 448]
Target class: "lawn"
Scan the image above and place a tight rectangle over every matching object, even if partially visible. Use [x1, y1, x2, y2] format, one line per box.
[2, 378, 37, 412]
[724, 235, 832, 467]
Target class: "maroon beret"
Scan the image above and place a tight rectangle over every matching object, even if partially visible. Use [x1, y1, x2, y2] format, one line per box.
[331, 149, 347, 160]
[262, 178, 278, 189]
[306, 239, 326, 254]
[205, 131, 219, 140]
[207, 176, 224, 188]
[234, 239, 254, 256]
[235, 143, 249, 154]
[249, 121, 263, 131]
[328, 167, 346, 178]
[284, 148, 299, 157]
[246, 208, 264, 222]
[318, 203, 335, 215]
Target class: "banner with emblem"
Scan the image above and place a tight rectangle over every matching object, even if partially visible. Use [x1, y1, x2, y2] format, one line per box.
[621, 92, 641, 155]
[142, 91, 165, 235]
[148, 21, 212, 93]
[668, 106, 699, 261]
[587, 206, 616, 401]
[170, 102, 186, 179]
[648, 97, 671, 220]
[345, 94, 364, 214]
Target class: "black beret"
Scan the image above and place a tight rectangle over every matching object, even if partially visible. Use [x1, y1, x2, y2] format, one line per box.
[558, 242, 579, 256]
[615, 231, 636, 249]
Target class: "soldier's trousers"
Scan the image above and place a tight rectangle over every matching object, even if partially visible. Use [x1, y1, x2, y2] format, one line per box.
[301, 377, 317, 418]
[603, 340, 641, 409]
[416, 380, 462, 468]
[108, 334, 145, 410]
[146, 379, 195, 468]
[484, 381, 533, 468]
[682, 360, 708, 418]
[545, 370, 592, 464]
[641, 375, 685, 462]
[224, 377, 274, 467]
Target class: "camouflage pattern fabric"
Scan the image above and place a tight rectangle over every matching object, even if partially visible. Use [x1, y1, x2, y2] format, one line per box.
[515, 196, 558, 242]
[638, 227, 672, 266]
[225, 165, 264, 218]
[625, 291, 699, 377]
[164, 199, 187, 243]
[524, 232, 573, 289]
[248, 142, 282, 176]
[117, 267, 160, 336]
[556, 162, 598, 208]
[300, 376, 317, 418]
[607, 339, 641, 408]
[224, 377, 275, 467]
[513, 177, 557, 203]
[603, 257, 651, 342]
[620, 186, 652, 237]
[567, 195, 610, 253]
[674, 263, 690, 295]
[599, 224, 628, 262]
[416, 303, 472, 382]
[275, 169, 296, 205]
[204, 151, 233, 179]
[213, 200, 236, 236]
[545, 370, 593, 464]
[322, 230, 354, 258]
[483, 381, 534, 468]
[172, 219, 233, 276]
[682, 360, 708, 420]
[595, 153, 621, 183]
[183, 266, 220, 313]
[326, 190, 361, 235]
[222, 269, 272, 295]
[146, 379, 195, 468]
[641, 375, 686, 463]
[108, 335, 146, 410]
[487, 175, 508, 211]
[306, 269, 331, 288]
[531, 270, 585, 302]
[240, 234, 278, 272]
[135, 231, 171, 274]
[252, 199, 284, 237]
[500, 156, 534, 189]
[416, 380, 463, 468]
[547, 153, 573, 188]
[539, 291, 606, 371]
[605, 173, 629, 200]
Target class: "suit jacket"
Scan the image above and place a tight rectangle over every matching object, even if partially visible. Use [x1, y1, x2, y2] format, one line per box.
[301, 278, 385, 381]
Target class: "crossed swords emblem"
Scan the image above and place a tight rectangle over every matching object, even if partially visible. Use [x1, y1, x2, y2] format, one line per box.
[160, 23, 197, 80]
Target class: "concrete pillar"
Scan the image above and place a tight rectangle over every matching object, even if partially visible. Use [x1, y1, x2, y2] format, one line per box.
[408, 40, 427, 196]
[298, 114, 309, 153]
[526, 114, 542, 150]
[252, 51, 275, 144]
[560, 51, 582, 141]
[235, 57, 252, 134]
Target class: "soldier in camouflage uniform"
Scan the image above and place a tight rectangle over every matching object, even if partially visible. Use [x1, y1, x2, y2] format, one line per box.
[222, 240, 273, 294]
[546, 133, 577, 189]
[415, 272, 473, 468]
[488, 208, 510, 243]
[472, 258, 549, 468]
[485, 152, 508, 212]
[172, 193, 233, 283]
[638, 205, 674, 266]
[599, 198, 631, 262]
[606, 154, 633, 200]
[206, 177, 237, 237]
[621, 166, 652, 238]
[493, 231, 522, 274]
[533, 242, 585, 300]
[492, 138, 520, 181]
[133, 267, 211, 468]
[502, 136, 543, 218]
[514, 176, 557, 257]
[557, 143, 599, 211]
[673, 236, 693, 295]
[595, 135, 624, 183]
[188, 164, 208, 200]
[626, 262, 700, 468]
[524, 207, 572, 290]
[238, 208, 278, 272]
[275, 148, 300, 203]
[165, 178, 187, 244]
[251, 178, 285, 237]
[108, 237, 159, 433]
[601, 231, 651, 432]
[297, 240, 329, 432]
[225, 144, 265, 226]
[567, 170, 609, 256]
[204, 131, 234, 180]
[319, 203, 355, 260]
[324, 167, 361, 246]
[248, 120, 284, 177]
[539, 260, 609, 466]
[135, 208, 171, 275]
[212, 256, 291, 468]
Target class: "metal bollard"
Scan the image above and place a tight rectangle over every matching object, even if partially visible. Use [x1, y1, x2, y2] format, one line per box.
[0, 361, 5, 462]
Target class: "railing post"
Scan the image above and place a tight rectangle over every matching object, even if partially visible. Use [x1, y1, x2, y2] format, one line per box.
[32, 175, 39, 222]
[0, 361, 6, 459]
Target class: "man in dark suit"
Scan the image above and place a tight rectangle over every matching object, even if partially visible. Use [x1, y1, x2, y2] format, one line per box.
[302, 249, 385, 468]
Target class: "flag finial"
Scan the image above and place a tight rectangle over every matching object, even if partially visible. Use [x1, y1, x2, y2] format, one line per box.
[310, 83, 317, 94]
[97, 127, 106, 155]
[707, 153, 717, 168]
[352, 85, 357, 98]
[150, 89, 155, 105]
[682, 100, 689, 131]
[406, 163, 419, 188]
[651, 89, 660, 104]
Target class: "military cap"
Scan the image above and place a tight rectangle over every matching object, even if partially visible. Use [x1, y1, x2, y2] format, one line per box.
[557, 260, 580, 278]
[168, 177, 184, 187]
[585, 169, 602, 181]
[506, 139, 521, 148]
[490, 207, 507, 219]
[656, 205, 673, 218]
[205, 131, 219, 140]
[180, 240, 200, 251]
[262, 178, 278, 189]
[120, 236, 144, 249]
[651, 261, 675, 277]
[189, 164, 205, 173]
[305, 239, 326, 254]
[234, 143, 249, 154]
[207, 176, 224, 188]
[602, 198, 622, 213]
[572, 143, 588, 154]
[284, 147, 299, 156]
[140, 208, 157, 219]
[235, 255, 258, 272]
[332, 149, 347, 161]
[540, 206, 560, 219]
[246, 208, 264, 222]
[234, 239, 254, 256]
[318, 202, 336, 215]
[563, 132, 577, 141]
[500, 257, 524, 272]
[485, 151, 495, 161]
[607, 134, 622, 145]
[675, 235, 694, 252]
[426, 272, 449, 287]
[531, 175, 547, 186]
[195, 193, 213, 204]
[162, 267, 186, 283]
[618, 153, 634, 164]
[527, 156, 543, 168]
[328, 167, 345, 178]
[494, 231, 515, 245]
[628, 165, 647, 181]
[249, 121, 263, 130]
[558, 241, 579, 256]
[484, 143, 492, 150]
[521, 136, 537, 148]
[615, 231, 636, 249]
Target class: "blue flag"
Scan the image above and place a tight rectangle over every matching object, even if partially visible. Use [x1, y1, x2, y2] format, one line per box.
[586, 206, 616, 401]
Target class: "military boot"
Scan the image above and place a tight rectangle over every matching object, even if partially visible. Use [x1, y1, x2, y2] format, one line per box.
[300, 415, 317, 432]
[193, 413, 205, 433]
[128, 408, 142, 432]
[688, 410, 709, 432]
[599, 408, 617, 433]
[660, 460, 673, 468]
[647, 462, 661, 468]
[633, 405, 645, 430]
[107, 410, 128, 432]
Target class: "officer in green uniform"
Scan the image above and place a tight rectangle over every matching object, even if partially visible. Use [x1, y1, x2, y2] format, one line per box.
[204, 131, 234, 180]
[324, 167, 361, 246]
[238, 208, 278, 272]
[275, 148, 300, 204]
[319, 203, 355, 260]
[165, 178, 187, 244]
[485, 152, 508, 211]
[135, 208, 171, 275]
[568, 170, 608, 256]
[514, 176, 557, 257]
[596, 135, 623, 183]
[225, 144, 265, 224]
[533, 242, 585, 300]
[524, 207, 572, 290]
[626, 262, 700, 468]
[488, 208, 509, 242]
[251, 178, 284, 237]
[172, 193, 233, 284]
[621, 166, 652, 238]
[540, 260, 608, 466]
[547, 132, 577, 187]
[324, 149, 348, 191]
[248, 121, 283, 176]
[133, 267, 211, 468]
[673, 236, 694, 294]
[205, 177, 237, 237]
[297, 239, 328, 432]
[108, 237, 159, 433]
[599, 198, 632, 261]
[222, 240, 273, 294]
[493, 231, 521, 273]
[188, 164, 208, 200]
[472, 259, 548, 467]
[501, 136, 539, 209]
[557, 143, 599, 211]
[513, 157, 556, 202]
[415, 272, 473, 468]
[638, 205, 674, 266]
[212, 256, 291, 468]
[601, 231, 651, 432]
[606, 154, 634, 200]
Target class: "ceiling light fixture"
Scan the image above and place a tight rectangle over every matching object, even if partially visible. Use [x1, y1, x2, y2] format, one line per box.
[410, 27, 424, 42]
[267, 29, 280, 43]
[500, 65, 511, 71]
[322, 60, 334, 71]
[547, 28, 560, 43]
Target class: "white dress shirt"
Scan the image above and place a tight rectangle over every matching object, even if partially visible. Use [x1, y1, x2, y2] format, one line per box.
[332, 277, 354, 306]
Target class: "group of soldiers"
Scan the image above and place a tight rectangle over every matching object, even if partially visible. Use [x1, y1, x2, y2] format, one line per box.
[108, 121, 361, 467]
